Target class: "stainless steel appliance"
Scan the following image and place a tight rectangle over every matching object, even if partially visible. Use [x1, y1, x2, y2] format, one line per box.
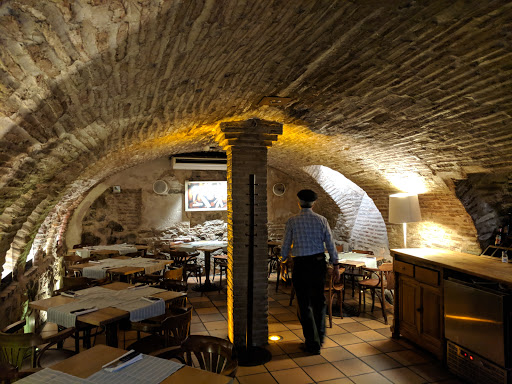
[444, 278, 511, 384]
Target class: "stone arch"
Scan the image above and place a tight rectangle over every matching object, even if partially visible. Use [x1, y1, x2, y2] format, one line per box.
[304, 165, 389, 256]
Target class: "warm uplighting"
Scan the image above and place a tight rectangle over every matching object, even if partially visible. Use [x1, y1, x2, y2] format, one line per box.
[268, 335, 283, 341]
[387, 172, 428, 194]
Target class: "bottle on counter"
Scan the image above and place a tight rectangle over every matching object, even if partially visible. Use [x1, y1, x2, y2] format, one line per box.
[495, 227, 502, 245]
[502, 250, 508, 263]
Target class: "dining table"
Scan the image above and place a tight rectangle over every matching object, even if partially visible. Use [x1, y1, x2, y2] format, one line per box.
[29, 282, 186, 348]
[70, 256, 173, 282]
[73, 244, 150, 258]
[14, 344, 233, 384]
[171, 241, 228, 292]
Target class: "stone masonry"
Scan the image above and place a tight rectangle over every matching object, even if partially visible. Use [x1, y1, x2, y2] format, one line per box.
[218, 118, 283, 348]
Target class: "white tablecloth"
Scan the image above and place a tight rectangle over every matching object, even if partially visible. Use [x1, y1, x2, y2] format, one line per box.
[82, 258, 168, 279]
[75, 244, 138, 258]
[47, 286, 167, 327]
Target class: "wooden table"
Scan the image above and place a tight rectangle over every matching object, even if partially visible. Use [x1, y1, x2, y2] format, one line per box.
[73, 244, 150, 257]
[193, 245, 225, 292]
[70, 256, 172, 281]
[47, 345, 233, 383]
[29, 282, 186, 347]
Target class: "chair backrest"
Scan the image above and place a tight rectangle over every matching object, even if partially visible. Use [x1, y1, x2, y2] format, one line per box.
[0, 323, 41, 369]
[161, 307, 192, 347]
[352, 249, 374, 255]
[325, 266, 345, 290]
[379, 263, 394, 290]
[157, 279, 188, 295]
[61, 276, 92, 291]
[164, 267, 183, 280]
[180, 335, 237, 377]
[168, 251, 196, 266]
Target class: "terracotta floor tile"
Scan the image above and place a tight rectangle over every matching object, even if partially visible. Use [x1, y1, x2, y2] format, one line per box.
[278, 341, 302, 354]
[236, 364, 268, 376]
[329, 333, 364, 346]
[344, 342, 382, 357]
[368, 339, 407, 353]
[322, 337, 340, 349]
[188, 296, 211, 302]
[303, 363, 345, 382]
[359, 320, 390, 329]
[361, 353, 402, 371]
[238, 372, 278, 384]
[275, 330, 301, 342]
[274, 312, 299, 322]
[380, 367, 426, 384]
[198, 313, 225, 322]
[332, 358, 375, 376]
[409, 362, 454, 382]
[283, 320, 302, 330]
[271, 367, 314, 384]
[317, 379, 354, 384]
[326, 324, 348, 336]
[386, 350, 430, 366]
[203, 320, 228, 330]
[194, 306, 220, 314]
[190, 323, 206, 332]
[332, 317, 357, 325]
[350, 372, 393, 384]
[341, 322, 372, 332]
[266, 343, 286, 356]
[269, 323, 290, 332]
[265, 356, 299, 371]
[375, 327, 393, 338]
[320, 346, 356, 362]
[269, 306, 293, 315]
[290, 353, 327, 367]
[352, 330, 388, 342]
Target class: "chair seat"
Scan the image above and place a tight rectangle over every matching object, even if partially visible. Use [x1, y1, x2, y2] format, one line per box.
[358, 278, 388, 289]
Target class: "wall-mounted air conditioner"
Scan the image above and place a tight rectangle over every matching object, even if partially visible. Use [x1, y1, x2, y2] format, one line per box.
[171, 156, 227, 170]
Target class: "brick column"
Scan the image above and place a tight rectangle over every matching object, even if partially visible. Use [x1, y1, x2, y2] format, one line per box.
[217, 118, 282, 348]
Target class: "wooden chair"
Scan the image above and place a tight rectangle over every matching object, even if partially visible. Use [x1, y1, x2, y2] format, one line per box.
[151, 335, 238, 378]
[288, 266, 345, 327]
[164, 267, 184, 281]
[267, 246, 281, 277]
[343, 250, 374, 299]
[126, 306, 192, 354]
[63, 255, 88, 277]
[325, 266, 345, 328]
[276, 257, 293, 292]
[212, 255, 228, 292]
[168, 251, 202, 283]
[0, 320, 76, 376]
[357, 263, 394, 324]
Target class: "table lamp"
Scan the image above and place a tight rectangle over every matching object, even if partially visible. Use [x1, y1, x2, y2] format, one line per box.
[389, 193, 422, 248]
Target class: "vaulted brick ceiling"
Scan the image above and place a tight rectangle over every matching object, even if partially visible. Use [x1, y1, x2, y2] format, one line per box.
[1, 0, 511, 259]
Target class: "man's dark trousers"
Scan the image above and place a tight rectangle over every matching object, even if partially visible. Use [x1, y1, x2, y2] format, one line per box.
[292, 254, 327, 352]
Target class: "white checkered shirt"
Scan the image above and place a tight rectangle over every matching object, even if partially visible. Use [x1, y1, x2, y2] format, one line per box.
[281, 208, 338, 264]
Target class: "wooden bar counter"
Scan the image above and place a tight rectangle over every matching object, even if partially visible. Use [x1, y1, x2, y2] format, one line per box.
[391, 248, 512, 360]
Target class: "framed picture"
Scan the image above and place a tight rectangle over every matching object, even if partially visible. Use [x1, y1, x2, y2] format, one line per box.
[185, 181, 227, 211]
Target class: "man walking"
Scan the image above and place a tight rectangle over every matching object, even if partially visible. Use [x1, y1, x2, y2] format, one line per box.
[280, 189, 340, 354]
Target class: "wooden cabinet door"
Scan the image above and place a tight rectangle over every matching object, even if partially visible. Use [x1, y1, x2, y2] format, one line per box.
[398, 275, 420, 336]
[419, 283, 443, 356]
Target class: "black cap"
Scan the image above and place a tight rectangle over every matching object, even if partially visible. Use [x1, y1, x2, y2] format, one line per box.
[297, 189, 318, 202]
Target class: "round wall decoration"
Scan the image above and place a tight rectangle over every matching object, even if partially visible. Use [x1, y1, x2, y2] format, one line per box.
[153, 180, 169, 195]
[272, 183, 286, 196]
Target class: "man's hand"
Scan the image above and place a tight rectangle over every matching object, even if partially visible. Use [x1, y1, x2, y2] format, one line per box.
[332, 265, 341, 283]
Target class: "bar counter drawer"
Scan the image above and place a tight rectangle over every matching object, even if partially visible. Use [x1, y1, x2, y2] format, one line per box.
[394, 259, 414, 277]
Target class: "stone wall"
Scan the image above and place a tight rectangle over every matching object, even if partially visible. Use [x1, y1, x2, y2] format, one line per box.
[455, 172, 512, 250]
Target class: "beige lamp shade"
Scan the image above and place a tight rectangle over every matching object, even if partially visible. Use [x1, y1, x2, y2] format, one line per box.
[389, 193, 422, 223]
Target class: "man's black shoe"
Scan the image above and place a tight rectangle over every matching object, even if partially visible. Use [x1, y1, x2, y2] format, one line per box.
[299, 343, 321, 355]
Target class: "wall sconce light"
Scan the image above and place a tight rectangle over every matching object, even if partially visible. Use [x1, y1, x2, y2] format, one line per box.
[389, 193, 422, 248]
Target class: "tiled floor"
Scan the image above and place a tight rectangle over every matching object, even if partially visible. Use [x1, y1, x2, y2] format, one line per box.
[182, 275, 465, 384]
[44, 274, 466, 383]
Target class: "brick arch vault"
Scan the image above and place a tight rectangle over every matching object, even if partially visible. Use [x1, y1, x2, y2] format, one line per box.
[304, 165, 389, 257]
